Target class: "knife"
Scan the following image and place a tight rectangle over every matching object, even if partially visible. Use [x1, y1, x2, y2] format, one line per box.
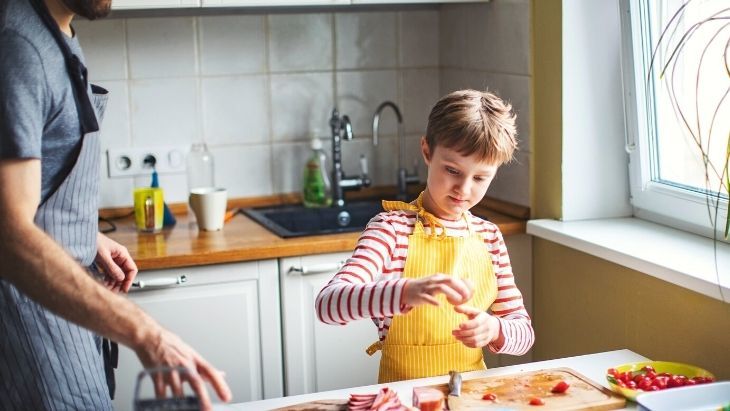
[447, 370, 464, 411]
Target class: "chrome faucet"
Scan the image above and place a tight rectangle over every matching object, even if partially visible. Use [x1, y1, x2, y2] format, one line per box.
[330, 108, 371, 207]
[372, 101, 419, 201]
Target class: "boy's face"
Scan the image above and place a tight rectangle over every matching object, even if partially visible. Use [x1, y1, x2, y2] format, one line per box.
[420, 137, 499, 220]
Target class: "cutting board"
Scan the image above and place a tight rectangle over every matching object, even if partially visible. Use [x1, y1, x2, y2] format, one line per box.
[272, 399, 347, 411]
[417, 367, 625, 410]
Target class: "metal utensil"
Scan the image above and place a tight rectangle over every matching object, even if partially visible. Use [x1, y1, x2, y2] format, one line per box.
[447, 370, 464, 410]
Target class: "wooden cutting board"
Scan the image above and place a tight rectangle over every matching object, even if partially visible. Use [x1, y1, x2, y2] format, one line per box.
[272, 399, 347, 411]
[417, 367, 625, 410]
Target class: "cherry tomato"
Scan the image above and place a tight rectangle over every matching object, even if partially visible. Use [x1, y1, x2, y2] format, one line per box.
[482, 393, 497, 401]
[667, 376, 682, 388]
[645, 371, 657, 380]
[607, 368, 618, 377]
[551, 381, 570, 394]
[638, 377, 652, 391]
[626, 380, 637, 389]
[529, 397, 545, 406]
[641, 365, 655, 373]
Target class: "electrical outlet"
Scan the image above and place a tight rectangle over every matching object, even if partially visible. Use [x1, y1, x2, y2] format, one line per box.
[107, 146, 188, 178]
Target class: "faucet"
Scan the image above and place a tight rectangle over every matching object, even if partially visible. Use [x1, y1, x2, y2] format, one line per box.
[372, 101, 420, 201]
[329, 108, 371, 207]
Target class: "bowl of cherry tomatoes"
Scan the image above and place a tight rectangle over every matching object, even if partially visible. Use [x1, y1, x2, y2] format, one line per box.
[606, 361, 715, 401]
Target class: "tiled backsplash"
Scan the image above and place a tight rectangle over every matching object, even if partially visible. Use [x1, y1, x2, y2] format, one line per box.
[75, 1, 529, 209]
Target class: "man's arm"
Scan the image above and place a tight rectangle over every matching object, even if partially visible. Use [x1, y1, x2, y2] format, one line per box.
[0, 158, 231, 408]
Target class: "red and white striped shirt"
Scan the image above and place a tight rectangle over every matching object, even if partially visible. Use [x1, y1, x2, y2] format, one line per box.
[315, 209, 535, 356]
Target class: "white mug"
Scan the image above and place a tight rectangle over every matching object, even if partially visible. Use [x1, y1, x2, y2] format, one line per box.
[189, 187, 227, 231]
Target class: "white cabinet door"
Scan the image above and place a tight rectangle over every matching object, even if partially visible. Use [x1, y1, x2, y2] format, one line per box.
[112, 260, 283, 411]
[280, 252, 381, 396]
[112, 0, 199, 9]
[203, 0, 348, 6]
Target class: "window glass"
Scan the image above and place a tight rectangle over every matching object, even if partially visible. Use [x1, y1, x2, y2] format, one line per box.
[624, 0, 729, 239]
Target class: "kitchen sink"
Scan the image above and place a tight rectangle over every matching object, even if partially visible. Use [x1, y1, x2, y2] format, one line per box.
[242, 200, 385, 238]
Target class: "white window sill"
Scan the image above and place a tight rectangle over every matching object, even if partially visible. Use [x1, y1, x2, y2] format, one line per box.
[527, 218, 730, 303]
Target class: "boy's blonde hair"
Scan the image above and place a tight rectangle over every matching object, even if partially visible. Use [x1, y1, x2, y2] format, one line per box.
[425, 89, 517, 165]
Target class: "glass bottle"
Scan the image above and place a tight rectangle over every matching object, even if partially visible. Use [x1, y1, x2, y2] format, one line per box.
[187, 143, 215, 192]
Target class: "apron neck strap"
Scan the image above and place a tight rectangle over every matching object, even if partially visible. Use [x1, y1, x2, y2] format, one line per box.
[382, 192, 448, 238]
[27, 0, 100, 135]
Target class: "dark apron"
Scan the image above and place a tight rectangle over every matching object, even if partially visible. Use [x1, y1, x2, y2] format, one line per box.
[0, 89, 113, 410]
[0, 1, 115, 409]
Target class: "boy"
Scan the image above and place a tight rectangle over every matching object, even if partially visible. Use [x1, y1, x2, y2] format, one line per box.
[315, 89, 534, 383]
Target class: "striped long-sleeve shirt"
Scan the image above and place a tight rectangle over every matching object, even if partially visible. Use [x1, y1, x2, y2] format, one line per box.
[315, 210, 534, 356]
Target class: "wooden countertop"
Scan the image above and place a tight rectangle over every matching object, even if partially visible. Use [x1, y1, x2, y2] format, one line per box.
[103, 192, 528, 271]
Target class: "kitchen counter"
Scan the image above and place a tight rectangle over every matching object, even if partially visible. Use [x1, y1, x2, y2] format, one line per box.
[219, 349, 648, 410]
[103, 196, 528, 271]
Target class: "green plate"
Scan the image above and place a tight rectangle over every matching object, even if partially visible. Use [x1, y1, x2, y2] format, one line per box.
[606, 361, 715, 401]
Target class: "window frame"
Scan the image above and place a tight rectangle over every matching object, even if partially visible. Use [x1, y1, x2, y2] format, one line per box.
[619, 0, 729, 241]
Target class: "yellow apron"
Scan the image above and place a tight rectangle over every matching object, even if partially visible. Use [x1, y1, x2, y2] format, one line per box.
[366, 193, 498, 383]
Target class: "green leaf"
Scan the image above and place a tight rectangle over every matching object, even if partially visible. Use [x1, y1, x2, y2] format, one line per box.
[607, 375, 618, 384]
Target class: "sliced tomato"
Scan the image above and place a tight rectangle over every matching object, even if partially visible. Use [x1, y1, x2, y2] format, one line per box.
[482, 393, 497, 401]
[529, 397, 545, 406]
[551, 380, 570, 394]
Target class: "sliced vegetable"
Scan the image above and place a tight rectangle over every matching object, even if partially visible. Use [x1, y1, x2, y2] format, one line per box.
[551, 381, 570, 394]
[529, 397, 545, 406]
[481, 393, 497, 401]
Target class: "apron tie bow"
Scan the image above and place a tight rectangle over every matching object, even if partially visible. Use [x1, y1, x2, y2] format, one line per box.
[381, 192, 447, 238]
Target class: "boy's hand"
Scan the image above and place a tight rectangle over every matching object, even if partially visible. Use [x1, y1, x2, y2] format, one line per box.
[452, 304, 503, 348]
[402, 274, 473, 307]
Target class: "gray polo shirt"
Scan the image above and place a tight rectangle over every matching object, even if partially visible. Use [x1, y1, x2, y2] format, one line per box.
[0, 0, 87, 203]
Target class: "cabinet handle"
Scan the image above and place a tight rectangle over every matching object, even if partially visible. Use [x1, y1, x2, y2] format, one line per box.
[288, 261, 345, 275]
[132, 275, 187, 289]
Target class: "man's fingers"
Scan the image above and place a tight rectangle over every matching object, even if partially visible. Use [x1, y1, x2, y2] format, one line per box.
[98, 255, 125, 282]
[196, 358, 232, 403]
[168, 369, 184, 397]
[186, 371, 213, 411]
[153, 371, 166, 399]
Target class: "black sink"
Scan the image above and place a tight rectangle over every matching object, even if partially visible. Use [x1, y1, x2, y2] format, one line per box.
[242, 200, 384, 238]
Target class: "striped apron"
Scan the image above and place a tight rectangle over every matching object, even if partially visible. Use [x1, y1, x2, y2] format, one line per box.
[0, 87, 113, 410]
[367, 194, 498, 383]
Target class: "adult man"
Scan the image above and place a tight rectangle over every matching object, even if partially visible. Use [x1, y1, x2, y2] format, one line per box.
[0, 0, 231, 409]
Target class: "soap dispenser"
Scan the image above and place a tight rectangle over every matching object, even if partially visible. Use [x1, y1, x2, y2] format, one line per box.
[302, 135, 332, 208]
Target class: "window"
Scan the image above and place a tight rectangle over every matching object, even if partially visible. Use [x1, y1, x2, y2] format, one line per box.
[621, 0, 729, 241]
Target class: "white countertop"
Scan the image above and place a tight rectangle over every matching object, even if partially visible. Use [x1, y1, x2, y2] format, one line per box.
[219, 349, 649, 410]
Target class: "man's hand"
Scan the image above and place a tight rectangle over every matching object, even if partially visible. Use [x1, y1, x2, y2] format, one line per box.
[95, 233, 137, 292]
[451, 304, 503, 348]
[136, 328, 232, 410]
[402, 274, 474, 308]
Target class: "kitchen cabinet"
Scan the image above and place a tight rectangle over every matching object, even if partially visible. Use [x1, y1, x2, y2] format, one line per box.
[280, 252, 381, 396]
[112, 260, 283, 410]
[112, 0, 199, 9]
[113, 0, 482, 9]
[203, 0, 349, 6]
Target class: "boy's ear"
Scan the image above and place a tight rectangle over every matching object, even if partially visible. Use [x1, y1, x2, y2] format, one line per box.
[420, 136, 431, 165]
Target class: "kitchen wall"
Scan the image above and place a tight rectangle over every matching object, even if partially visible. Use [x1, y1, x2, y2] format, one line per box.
[440, 1, 531, 208]
[75, 1, 531, 210]
[439, 1, 533, 368]
[76, 8, 439, 208]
